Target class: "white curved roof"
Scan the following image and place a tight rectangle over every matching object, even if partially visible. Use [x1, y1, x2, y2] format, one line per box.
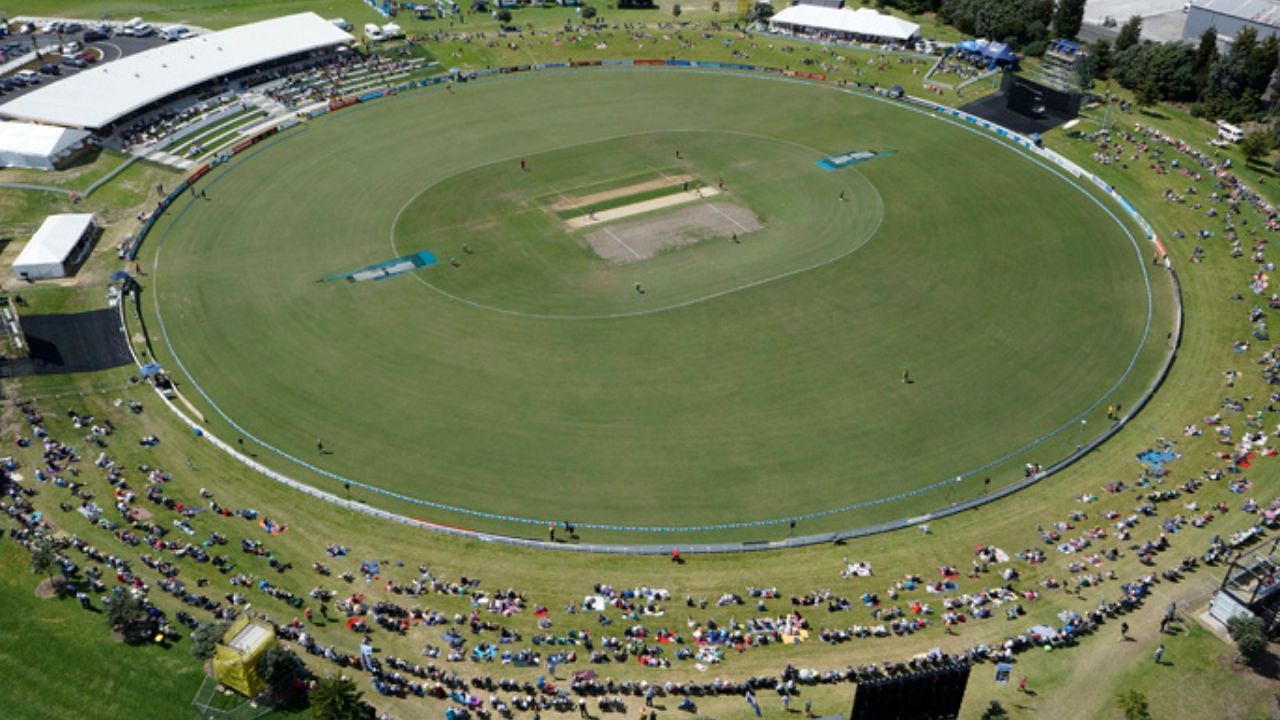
[0, 13, 352, 129]
[769, 6, 920, 42]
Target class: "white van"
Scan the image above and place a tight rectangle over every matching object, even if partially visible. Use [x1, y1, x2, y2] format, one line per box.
[1217, 120, 1245, 143]
[364, 23, 384, 41]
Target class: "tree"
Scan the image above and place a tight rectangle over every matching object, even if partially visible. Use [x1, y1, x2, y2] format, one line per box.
[1136, 80, 1160, 109]
[496, 9, 512, 23]
[1088, 38, 1112, 80]
[258, 646, 305, 688]
[1193, 27, 1218, 87]
[1050, 0, 1086, 40]
[29, 537, 58, 584]
[103, 591, 154, 644]
[1240, 130, 1273, 165]
[939, 0, 1053, 46]
[980, 700, 1010, 720]
[581, 4, 597, 18]
[1247, 35, 1280, 98]
[1227, 614, 1270, 666]
[1114, 15, 1142, 53]
[311, 675, 366, 720]
[1116, 690, 1151, 720]
[190, 620, 230, 660]
[748, 2, 774, 21]
[672, 3, 681, 17]
[1111, 41, 1199, 102]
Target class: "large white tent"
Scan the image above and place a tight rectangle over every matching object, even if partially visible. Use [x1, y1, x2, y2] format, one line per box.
[0, 121, 92, 170]
[0, 13, 352, 130]
[12, 214, 97, 280]
[768, 6, 921, 43]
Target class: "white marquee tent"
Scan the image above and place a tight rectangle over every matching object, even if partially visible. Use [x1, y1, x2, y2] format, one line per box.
[12, 214, 97, 280]
[768, 6, 921, 43]
[0, 121, 92, 170]
[0, 13, 352, 130]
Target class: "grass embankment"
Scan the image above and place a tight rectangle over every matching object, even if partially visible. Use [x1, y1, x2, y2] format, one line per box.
[0, 4, 1276, 719]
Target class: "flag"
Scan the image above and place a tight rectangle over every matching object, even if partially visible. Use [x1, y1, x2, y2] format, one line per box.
[745, 690, 762, 718]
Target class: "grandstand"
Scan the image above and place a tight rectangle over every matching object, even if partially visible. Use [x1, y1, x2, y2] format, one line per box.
[0, 13, 352, 131]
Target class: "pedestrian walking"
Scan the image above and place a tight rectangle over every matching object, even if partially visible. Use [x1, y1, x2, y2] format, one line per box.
[1018, 676, 1028, 693]
[520, 159, 527, 171]
[782, 692, 791, 713]
[1154, 644, 1165, 664]
[902, 368, 910, 384]
[317, 437, 325, 453]
[1120, 621, 1129, 640]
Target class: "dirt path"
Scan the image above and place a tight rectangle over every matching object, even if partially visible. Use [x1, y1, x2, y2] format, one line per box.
[548, 174, 694, 212]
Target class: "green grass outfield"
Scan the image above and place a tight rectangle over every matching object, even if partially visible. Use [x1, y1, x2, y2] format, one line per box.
[140, 69, 1174, 538]
[4, 6, 1275, 720]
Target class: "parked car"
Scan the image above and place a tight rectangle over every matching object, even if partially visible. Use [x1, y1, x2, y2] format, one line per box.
[132, 23, 155, 37]
[38, 63, 61, 76]
[62, 22, 83, 33]
[61, 53, 87, 68]
[162, 26, 193, 41]
[15, 69, 40, 83]
[62, 41, 81, 52]
[79, 50, 98, 63]
[40, 21, 63, 34]
[83, 29, 108, 42]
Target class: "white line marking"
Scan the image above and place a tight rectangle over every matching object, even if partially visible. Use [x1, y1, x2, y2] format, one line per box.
[548, 182, 641, 259]
[649, 165, 750, 232]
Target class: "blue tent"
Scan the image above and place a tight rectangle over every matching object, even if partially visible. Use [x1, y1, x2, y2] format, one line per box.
[957, 39, 979, 53]
[110, 270, 131, 282]
[981, 41, 1017, 66]
[140, 363, 162, 378]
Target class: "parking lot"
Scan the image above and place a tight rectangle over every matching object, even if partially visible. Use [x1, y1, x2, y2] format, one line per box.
[0, 26, 169, 104]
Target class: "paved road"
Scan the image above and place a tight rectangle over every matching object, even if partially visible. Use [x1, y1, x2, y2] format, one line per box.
[1082, 0, 1191, 44]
